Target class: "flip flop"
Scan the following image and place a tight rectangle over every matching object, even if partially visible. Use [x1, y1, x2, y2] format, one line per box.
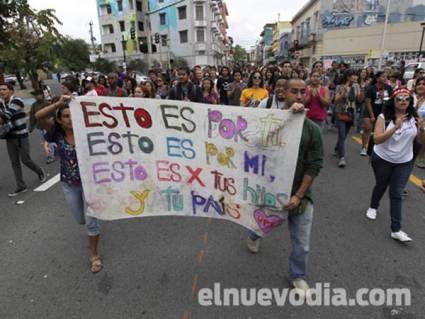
[90, 256, 103, 274]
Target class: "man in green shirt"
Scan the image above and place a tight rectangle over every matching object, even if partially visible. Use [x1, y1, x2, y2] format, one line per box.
[247, 78, 324, 297]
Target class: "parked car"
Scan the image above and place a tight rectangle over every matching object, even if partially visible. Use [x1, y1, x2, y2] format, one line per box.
[403, 62, 425, 81]
[135, 72, 149, 83]
[4, 74, 17, 86]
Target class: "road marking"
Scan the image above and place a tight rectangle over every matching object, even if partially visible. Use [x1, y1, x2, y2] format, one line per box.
[351, 136, 422, 187]
[203, 232, 208, 244]
[197, 250, 205, 265]
[191, 274, 198, 297]
[34, 174, 60, 192]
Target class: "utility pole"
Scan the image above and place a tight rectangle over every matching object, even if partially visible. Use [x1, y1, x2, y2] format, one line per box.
[378, 0, 391, 70]
[142, 0, 153, 70]
[121, 34, 127, 71]
[89, 21, 96, 52]
[418, 22, 425, 62]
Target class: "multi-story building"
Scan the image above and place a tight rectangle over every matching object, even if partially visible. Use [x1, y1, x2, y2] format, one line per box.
[97, 0, 231, 68]
[290, 0, 425, 69]
[272, 21, 292, 62]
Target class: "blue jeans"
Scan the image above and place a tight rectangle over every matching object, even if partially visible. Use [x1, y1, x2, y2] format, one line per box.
[370, 152, 414, 232]
[334, 118, 352, 158]
[249, 201, 314, 280]
[62, 183, 100, 236]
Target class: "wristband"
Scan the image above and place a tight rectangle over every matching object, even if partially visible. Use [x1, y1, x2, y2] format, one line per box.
[294, 193, 304, 200]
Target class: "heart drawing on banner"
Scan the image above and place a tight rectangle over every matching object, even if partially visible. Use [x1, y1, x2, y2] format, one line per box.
[254, 209, 284, 234]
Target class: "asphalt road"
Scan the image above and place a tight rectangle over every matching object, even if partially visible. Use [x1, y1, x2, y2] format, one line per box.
[0, 124, 425, 319]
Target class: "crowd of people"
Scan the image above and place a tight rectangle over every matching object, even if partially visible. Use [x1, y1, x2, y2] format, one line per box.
[1, 58, 425, 296]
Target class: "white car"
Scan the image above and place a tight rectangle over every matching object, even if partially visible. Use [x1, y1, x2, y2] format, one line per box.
[4, 74, 17, 85]
[403, 62, 425, 81]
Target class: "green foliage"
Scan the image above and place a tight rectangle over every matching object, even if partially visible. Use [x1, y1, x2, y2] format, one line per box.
[56, 37, 91, 72]
[233, 45, 247, 66]
[127, 59, 148, 73]
[173, 57, 188, 68]
[92, 58, 116, 74]
[0, 0, 63, 88]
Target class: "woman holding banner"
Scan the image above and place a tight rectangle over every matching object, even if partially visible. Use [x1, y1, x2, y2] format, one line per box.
[35, 96, 102, 273]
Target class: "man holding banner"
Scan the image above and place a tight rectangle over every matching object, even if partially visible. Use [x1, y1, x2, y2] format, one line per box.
[247, 78, 324, 297]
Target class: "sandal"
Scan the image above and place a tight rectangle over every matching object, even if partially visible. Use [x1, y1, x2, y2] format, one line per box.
[90, 256, 103, 273]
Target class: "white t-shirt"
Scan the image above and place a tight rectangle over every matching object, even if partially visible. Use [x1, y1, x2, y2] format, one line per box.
[258, 95, 285, 109]
[374, 114, 417, 163]
[85, 89, 98, 97]
[414, 94, 425, 118]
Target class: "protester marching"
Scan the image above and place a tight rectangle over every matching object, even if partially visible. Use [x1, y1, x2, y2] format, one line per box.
[2, 1, 425, 317]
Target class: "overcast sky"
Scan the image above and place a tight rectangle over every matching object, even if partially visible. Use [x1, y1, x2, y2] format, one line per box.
[28, 0, 309, 49]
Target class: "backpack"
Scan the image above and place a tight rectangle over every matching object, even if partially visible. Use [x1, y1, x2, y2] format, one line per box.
[266, 95, 274, 109]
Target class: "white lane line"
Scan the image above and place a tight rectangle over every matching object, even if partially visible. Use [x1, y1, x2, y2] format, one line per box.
[34, 174, 60, 192]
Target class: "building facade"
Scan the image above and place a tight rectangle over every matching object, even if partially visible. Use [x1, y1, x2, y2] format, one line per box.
[97, 0, 232, 68]
[290, 0, 425, 69]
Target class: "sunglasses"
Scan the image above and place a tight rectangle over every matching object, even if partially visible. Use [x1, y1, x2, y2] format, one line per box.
[253, 76, 262, 80]
[395, 96, 411, 102]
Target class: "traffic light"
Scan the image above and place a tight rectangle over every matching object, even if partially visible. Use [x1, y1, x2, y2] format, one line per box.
[130, 27, 136, 40]
[154, 33, 160, 44]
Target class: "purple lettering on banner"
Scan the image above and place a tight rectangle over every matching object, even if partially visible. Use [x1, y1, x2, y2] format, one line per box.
[219, 119, 235, 139]
[93, 162, 111, 184]
[208, 109, 222, 138]
[191, 191, 206, 215]
[111, 161, 125, 182]
[134, 165, 148, 181]
[235, 116, 248, 142]
[254, 209, 284, 233]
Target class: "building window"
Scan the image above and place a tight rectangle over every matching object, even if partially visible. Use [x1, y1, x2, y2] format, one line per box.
[138, 21, 144, 31]
[136, 0, 142, 11]
[178, 6, 187, 20]
[118, 0, 123, 11]
[159, 0, 164, 2]
[195, 5, 204, 20]
[179, 30, 188, 43]
[196, 29, 205, 42]
[161, 34, 167, 46]
[106, 4, 112, 14]
[119, 21, 125, 32]
[159, 13, 166, 25]
[107, 43, 116, 53]
[129, 0, 134, 10]
[109, 25, 114, 34]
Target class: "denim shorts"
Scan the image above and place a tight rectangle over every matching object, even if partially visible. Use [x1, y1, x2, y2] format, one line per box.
[61, 182, 100, 236]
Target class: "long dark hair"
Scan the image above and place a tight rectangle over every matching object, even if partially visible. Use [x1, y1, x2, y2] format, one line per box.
[384, 94, 417, 123]
[247, 72, 264, 88]
[201, 78, 215, 94]
[371, 71, 385, 86]
[414, 76, 425, 95]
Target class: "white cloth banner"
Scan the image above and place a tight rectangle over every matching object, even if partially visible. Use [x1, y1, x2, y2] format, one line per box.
[70, 97, 304, 236]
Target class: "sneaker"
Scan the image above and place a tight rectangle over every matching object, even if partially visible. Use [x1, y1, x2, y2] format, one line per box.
[247, 236, 261, 253]
[338, 157, 346, 168]
[391, 230, 412, 242]
[360, 148, 367, 156]
[46, 157, 56, 164]
[366, 208, 377, 220]
[291, 278, 311, 298]
[38, 169, 47, 183]
[8, 187, 28, 198]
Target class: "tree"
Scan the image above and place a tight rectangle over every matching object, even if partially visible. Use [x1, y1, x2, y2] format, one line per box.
[127, 59, 148, 73]
[173, 57, 188, 68]
[232, 45, 247, 67]
[92, 58, 115, 74]
[56, 37, 90, 72]
[0, 0, 63, 89]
